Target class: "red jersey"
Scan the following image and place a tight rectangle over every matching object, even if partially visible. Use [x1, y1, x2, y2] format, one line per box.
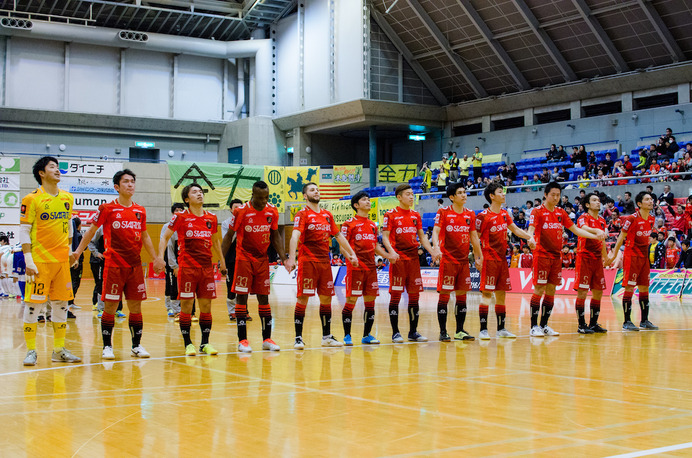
[383, 207, 422, 261]
[167, 209, 218, 268]
[576, 213, 606, 259]
[293, 206, 339, 262]
[621, 210, 655, 258]
[475, 209, 513, 261]
[530, 205, 574, 258]
[561, 251, 574, 268]
[519, 253, 533, 268]
[341, 215, 378, 270]
[93, 199, 146, 268]
[434, 205, 475, 264]
[231, 202, 279, 262]
[666, 246, 680, 268]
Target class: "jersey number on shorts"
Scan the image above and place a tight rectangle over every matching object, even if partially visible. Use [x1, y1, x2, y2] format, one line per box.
[303, 278, 314, 290]
[34, 282, 45, 295]
[444, 275, 455, 286]
[236, 276, 248, 288]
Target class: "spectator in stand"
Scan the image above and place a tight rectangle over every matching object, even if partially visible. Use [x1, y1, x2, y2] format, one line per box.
[449, 152, 459, 183]
[540, 167, 551, 183]
[664, 204, 687, 239]
[437, 198, 445, 208]
[465, 178, 475, 194]
[507, 163, 518, 182]
[645, 158, 660, 183]
[670, 161, 683, 181]
[510, 245, 520, 268]
[608, 207, 622, 229]
[578, 171, 590, 188]
[660, 185, 675, 206]
[663, 127, 674, 142]
[677, 239, 692, 268]
[619, 192, 635, 215]
[660, 158, 672, 181]
[561, 245, 575, 268]
[557, 145, 567, 161]
[642, 145, 656, 170]
[550, 166, 560, 182]
[666, 135, 680, 157]
[472, 146, 483, 179]
[557, 166, 570, 183]
[519, 245, 533, 268]
[528, 174, 542, 191]
[546, 144, 560, 162]
[655, 137, 669, 160]
[441, 156, 450, 181]
[573, 145, 588, 167]
[588, 151, 597, 169]
[665, 237, 681, 268]
[474, 177, 485, 192]
[459, 155, 471, 183]
[622, 154, 634, 176]
[602, 200, 614, 219]
[604, 152, 614, 171]
[420, 162, 432, 191]
[519, 175, 530, 191]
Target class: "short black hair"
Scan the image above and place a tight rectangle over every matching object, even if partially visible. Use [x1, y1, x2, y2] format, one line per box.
[253, 180, 268, 191]
[483, 181, 503, 203]
[171, 203, 186, 213]
[584, 192, 600, 209]
[395, 184, 412, 197]
[668, 236, 677, 243]
[544, 181, 562, 195]
[446, 181, 466, 198]
[32, 156, 59, 185]
[72, 216, 81, 228]
[635, 190, 653, 205]
[350, 191, 370, 211]
[302, 182, 317, 195]
[526, 200, 533, 206]
[113, 169, 136, 186]
[229, 198, 243, 207]
[437, 198, 444, 205]
[683, 239, 690, 247]
[625, 191, 632, 198]
[182, 183, 203, 207]
[0, 235, 9, 244]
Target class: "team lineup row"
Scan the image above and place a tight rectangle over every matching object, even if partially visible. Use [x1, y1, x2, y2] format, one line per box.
[16, 156, 658, 366]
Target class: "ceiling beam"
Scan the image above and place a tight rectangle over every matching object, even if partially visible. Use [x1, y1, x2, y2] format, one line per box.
[510, 0, 577, 82]
[636, 0, 685, 62]
[371, 8, 448, 106]
[454, 0, 530, 91]
[405, 0, 487, 98]
[570, 0, 629, 72]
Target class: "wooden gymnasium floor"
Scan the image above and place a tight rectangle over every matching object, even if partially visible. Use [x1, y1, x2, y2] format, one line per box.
[2, 278, 692, 457]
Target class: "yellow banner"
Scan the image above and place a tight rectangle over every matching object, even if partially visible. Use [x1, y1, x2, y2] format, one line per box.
[333, 165, 363, 183]
[378, 164, 418, 183]
[285, 166, 320, 202]
[263, 166, 285, 212]
[289, 196, 410, 226]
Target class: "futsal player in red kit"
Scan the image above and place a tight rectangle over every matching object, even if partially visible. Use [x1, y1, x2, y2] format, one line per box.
[381, 184, 436, 343]
[607, 191, 658, 331]
[340, 191, 396, 345]
[284, 182, 358, 349]
[158, 183, 227, 356]
[573, 193, 609, 333]
[430, 182, 482, 341]
[528, 182, 605, 337]
[222, 181, 287, 353]
[476, 182, 535, 339]
[72, 169, 164, 360]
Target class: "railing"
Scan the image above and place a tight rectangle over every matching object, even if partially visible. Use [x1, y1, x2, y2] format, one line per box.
[419, 170, 692, 198]
[640, 130, 692, 142]
[522, 139, 619, 158]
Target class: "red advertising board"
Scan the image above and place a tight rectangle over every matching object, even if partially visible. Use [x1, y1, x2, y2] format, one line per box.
[508, 268, 618, 296]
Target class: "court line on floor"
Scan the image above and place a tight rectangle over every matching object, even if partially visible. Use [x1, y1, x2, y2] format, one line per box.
[71, 410, 141, 458]
[605, 441, 692, 457]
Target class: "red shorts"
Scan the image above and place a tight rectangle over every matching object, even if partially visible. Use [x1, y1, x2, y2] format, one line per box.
[533, 255, 562, 287]
[178, 266, 216, 300]
[345, 267, 379, 298]
[574, 255, 606, 291]
[102, 264, 147, 302]
[389, 258, 423, 293]
[622, 255, 650, 287]
[232, 258, 270, 295]
[297, 261, 334, 297]
[437, 260, 471, 292]
[480, 259, 511, 292]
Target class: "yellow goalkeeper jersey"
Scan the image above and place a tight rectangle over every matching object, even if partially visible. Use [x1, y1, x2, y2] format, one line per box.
[20, 186, 73, 263]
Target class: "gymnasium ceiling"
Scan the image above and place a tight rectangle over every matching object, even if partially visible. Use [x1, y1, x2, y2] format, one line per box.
[372, 0, 692, 105]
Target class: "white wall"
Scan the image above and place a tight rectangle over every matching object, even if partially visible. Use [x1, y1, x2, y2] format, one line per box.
[275, 13, 300, 115]
[175, 54, 224, 121]
[8, 38, 63, 110]
[67, 44, 119, 114]
[336, 0, 365, 102]
[304, 0, 330, 109]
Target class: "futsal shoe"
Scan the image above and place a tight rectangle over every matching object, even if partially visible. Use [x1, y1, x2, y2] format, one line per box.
[577, 324, 595, 334]
[262, 339, 280, 351]
[200, 344, 218, 355]
[640, 320, 658, 330]
[622, 321, 639, 331]
[361, 335, 380, 344]
[52, 348, 81, 363]
[116, 310, 126, 318]
[408, 332, 428, 342]
[185, 344, 197, 356]
[392, 332, 405, 343]
[102, 346, 115, 360]
[131, 345, 150, 358]
[294, 337, 306, 350]
[497, 329, 516, 338]
[343, 334, 353, 346]
[589, 323, 607, 333]
[237, 340, 252, 353]
[167, 309, 175, 317]
[542, 326, 559, 336]
[229, 314, 236, 322]
[454, 330, 475, 341]
[321, 335, 344, 347]
[37, 315, 45, 323]
[246, 316, 253, 321]
[530, 325, 544, 337]
[23, 350, 37, 366]
[191, 315, 198, 322]
[67, 310, 77, 319]
[439, 331, 451, 342]
[478, 330, 491, 340]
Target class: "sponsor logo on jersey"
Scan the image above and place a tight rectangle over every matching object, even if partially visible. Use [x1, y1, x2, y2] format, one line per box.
[39, 211, 70, 220]
[207, 282, 215, 291]
[395, 226, 417, 234]
[446, 224, 470, 233]
[542, 222, 562, 230]
[137, 284, 146, 293]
